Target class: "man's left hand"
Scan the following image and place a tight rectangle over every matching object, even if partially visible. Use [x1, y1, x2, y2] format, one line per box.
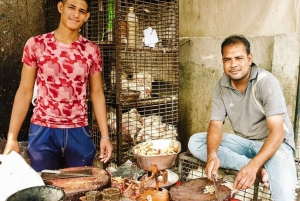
[233, 164, 258, 190]
[99, 138, 113, 163]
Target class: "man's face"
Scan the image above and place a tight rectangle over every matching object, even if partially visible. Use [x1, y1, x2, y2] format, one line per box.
[58, 0, 90, 31]
[222, 43, 253, 82]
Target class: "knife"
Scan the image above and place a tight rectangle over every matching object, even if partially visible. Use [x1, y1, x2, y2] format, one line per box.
[41, 169, 93, 180]
[212, 174, 220, 201]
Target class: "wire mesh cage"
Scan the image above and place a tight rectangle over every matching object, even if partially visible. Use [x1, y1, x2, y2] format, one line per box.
[45, 0, 179, 166]
[86, 0, 179, 165]
[85, 0, 178, 47]
[178, 153, 300, 200]
[178, 152, 274, 201]
[45, 0, 60, 32]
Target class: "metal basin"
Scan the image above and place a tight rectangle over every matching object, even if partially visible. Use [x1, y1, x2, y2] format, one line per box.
[132, 139, 181, 171]
[6, 185, 65, 201]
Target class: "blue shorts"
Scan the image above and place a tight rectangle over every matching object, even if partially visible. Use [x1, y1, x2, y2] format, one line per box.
[27, 123, 96, 172]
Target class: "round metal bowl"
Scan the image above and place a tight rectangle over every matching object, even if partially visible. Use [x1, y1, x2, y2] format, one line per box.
[132, 139, 181, 171]
[6, 185, 65, 201]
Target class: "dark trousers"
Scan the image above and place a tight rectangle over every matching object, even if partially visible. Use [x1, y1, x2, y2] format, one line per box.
[28, 123, 96, 172]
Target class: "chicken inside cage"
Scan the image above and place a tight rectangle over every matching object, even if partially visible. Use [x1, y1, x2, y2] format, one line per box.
[107, 108, 178, 145]
[86, 0, 178, 47]
[86, 0, 179, 166]
[110, 69, 153, 100]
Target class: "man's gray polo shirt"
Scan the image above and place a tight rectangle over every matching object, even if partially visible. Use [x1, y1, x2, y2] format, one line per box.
[211, 63, 295, 152]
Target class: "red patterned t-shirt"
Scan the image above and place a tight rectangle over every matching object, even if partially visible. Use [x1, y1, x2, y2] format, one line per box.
[22, 31, 102, 128]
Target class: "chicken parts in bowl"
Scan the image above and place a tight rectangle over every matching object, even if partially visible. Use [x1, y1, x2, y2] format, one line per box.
[132, 139, 181, 171]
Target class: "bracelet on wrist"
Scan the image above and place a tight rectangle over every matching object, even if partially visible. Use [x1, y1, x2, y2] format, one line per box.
[100, 136, 110, 140]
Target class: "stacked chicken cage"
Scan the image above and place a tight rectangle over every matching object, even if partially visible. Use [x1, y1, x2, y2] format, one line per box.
[45, 0, 179, 166]
[86, 0, 179, 165]
[45, 0, 61, 32]
[178, 152, 274, 201]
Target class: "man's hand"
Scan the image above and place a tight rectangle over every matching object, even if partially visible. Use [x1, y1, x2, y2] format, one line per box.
[233, 114, 283, 190]
[3, 139, 20, 155]
[205, 154, 220, 181]
[99, 138, 113, 163]
[233, 164, 258, 190]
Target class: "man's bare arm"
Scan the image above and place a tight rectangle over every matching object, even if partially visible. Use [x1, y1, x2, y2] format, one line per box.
[234, 114, 284, 189]
[250, 114, 284, 169]
[89, 73, 112, 163]
[205, 120, 223, 180]
[3, 64, 36, 154]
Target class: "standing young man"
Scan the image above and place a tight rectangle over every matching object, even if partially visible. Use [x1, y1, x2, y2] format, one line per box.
[188, 35, 297, 200]
[3, 0, 113, 171]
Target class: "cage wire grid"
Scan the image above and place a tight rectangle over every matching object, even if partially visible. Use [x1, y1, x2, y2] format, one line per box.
[44, 1, 300, 201]
[45, 0, 60, 32]
[178, 152, 300, 201]
[45, 0, 179, 165]
[83, 0, 180, 165]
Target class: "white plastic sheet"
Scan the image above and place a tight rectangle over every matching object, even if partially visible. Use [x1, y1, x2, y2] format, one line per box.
[0, 151, 44, 201]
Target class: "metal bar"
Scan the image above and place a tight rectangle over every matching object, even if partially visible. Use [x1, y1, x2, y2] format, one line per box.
[293, 62, 300, 158]
[81, 0, 179, 165]
[252, 178, 260, 201]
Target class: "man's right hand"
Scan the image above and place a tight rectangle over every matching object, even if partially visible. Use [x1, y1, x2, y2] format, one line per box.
[205, 154, 220, 181]
[3, 139, 20, 154]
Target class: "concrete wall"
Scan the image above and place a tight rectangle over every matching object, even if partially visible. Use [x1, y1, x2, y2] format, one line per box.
[179, 0, 300, 37]
[178, 34, 299, 151]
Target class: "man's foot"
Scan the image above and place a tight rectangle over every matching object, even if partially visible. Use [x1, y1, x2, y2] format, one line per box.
[257, 167, 269, 188]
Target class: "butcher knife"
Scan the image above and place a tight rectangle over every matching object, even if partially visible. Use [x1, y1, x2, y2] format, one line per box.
[41, 169, 93, 180]
[212, 174, 220, 201]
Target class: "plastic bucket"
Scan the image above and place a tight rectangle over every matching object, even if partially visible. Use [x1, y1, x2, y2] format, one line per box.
[6, 185, 65, 201]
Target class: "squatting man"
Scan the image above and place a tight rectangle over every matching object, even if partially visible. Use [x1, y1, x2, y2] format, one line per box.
[188, 35, 297, 201]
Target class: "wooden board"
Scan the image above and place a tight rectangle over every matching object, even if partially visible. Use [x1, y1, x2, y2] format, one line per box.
[44, 166, 110, 201]
[169, 178, 232, 201]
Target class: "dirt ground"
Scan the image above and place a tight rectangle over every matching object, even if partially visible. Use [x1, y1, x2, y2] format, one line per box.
[0, 0, 46, 137]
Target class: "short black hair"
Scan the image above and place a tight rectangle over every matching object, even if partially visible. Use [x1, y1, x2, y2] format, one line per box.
[221, 35, 251, 55]
[61, 0, 91, 11]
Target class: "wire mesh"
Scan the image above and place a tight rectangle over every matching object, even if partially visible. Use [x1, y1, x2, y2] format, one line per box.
[45, 0, 60, 32]
[178, 152, 274, 201]
[178, 153, 300, 201]
[86, 0, 178, 47]
[86, 0, 179, 165]
[45, 0, 179, 166]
